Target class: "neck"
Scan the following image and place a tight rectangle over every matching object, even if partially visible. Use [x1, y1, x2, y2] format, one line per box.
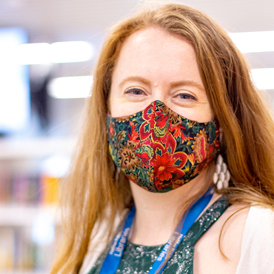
[128, 166, 215, 246]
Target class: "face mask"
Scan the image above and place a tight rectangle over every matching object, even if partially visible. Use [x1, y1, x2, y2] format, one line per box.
[106, 100, 220, 193]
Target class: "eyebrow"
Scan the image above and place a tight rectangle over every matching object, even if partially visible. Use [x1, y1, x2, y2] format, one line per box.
[170, 80, 205, 91]
[119, 76, 204, 91]
[119, 76, 150, 88]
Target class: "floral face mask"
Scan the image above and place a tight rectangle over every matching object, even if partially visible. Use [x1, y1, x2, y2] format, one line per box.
[106, 100, 220, 193]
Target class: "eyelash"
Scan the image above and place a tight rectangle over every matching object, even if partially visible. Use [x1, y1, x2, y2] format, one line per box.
[125, 87, 145, 95]
[176, 93, 197, 101]
[124, 88, 197, 101]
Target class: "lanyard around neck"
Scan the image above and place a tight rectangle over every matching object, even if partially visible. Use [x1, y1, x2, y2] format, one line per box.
[99, 188, 214, 274]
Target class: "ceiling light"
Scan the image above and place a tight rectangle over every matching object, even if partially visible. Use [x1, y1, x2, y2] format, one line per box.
[229, 31, 274, 53]
[251, 68, 274, 90]
[50, 41, 95, 63]
[17, 43, 51, 64]
[16, 41, 95, 64]
[48, 76, 93, 99]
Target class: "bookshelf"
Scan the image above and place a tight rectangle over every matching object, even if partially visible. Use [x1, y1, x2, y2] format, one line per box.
[0, 138, 76, 160]
[1, 269, 49, 274]
[0, 205, 60, 226]
[0, 138, 75, 273]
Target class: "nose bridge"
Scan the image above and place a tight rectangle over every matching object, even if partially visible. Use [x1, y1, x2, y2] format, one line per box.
[151, 85, 168, 106]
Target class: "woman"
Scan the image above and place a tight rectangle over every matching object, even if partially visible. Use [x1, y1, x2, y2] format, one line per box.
[51, 3, 274, 274]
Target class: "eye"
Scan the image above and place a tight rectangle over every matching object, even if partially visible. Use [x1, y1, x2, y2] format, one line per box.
[176, 93, 197, 101]
[125, 87, 145, 96]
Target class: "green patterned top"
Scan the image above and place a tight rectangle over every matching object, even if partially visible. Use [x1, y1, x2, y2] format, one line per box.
[87, 196, 230, 274]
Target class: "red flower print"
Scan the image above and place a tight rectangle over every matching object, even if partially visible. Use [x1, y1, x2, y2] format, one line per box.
[140, 102, 170, 141]
[188, 153, 195, 165]
[154, 153, 177, 190]
[109, 123, 116, 138]
[172, 124, 184, 138]
[128, 121, 139, 143]
[192, 129, 208, 163]
[152, 134, 188, 190]
[136, 151, 150, 166]
[154, 153, 177, 180]
[155, 111, 169, 128]
[171, 123, 193, 143]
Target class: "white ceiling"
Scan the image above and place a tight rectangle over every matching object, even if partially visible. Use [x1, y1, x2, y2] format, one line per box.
[1, 1, 274, 73]
[1, 0, 274, 68]
[1, 0, 274, 36]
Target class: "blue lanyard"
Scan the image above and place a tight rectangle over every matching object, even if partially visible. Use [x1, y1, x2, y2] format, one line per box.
[99, 188, 213, 274]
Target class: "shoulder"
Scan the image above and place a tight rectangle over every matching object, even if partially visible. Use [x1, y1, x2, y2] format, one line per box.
[194, 200, 274, 274]
[194, 198, 249, 274]
[236, 205, 274, 274]
[223, 204, 274, 256]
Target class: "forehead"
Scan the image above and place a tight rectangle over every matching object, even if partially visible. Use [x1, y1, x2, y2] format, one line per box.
[112, 27, 201, 84]
[120, 26, 194, 55]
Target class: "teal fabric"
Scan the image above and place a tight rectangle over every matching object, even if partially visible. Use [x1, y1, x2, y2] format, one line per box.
[87, 196, 230, 274]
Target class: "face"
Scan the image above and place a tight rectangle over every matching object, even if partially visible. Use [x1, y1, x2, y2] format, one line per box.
[109, 27, 213, 123]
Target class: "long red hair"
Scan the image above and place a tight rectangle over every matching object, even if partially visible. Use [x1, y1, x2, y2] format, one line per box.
[51, 3, 274, 273]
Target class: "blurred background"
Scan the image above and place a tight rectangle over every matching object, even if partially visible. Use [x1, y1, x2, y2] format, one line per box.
[1, 0, 274, 273]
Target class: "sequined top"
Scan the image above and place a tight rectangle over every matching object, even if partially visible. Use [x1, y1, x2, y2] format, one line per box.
[87, 196, 230, 274]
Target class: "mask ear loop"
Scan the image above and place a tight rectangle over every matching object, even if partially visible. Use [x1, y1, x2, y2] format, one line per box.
[213, 127, 231, 190]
